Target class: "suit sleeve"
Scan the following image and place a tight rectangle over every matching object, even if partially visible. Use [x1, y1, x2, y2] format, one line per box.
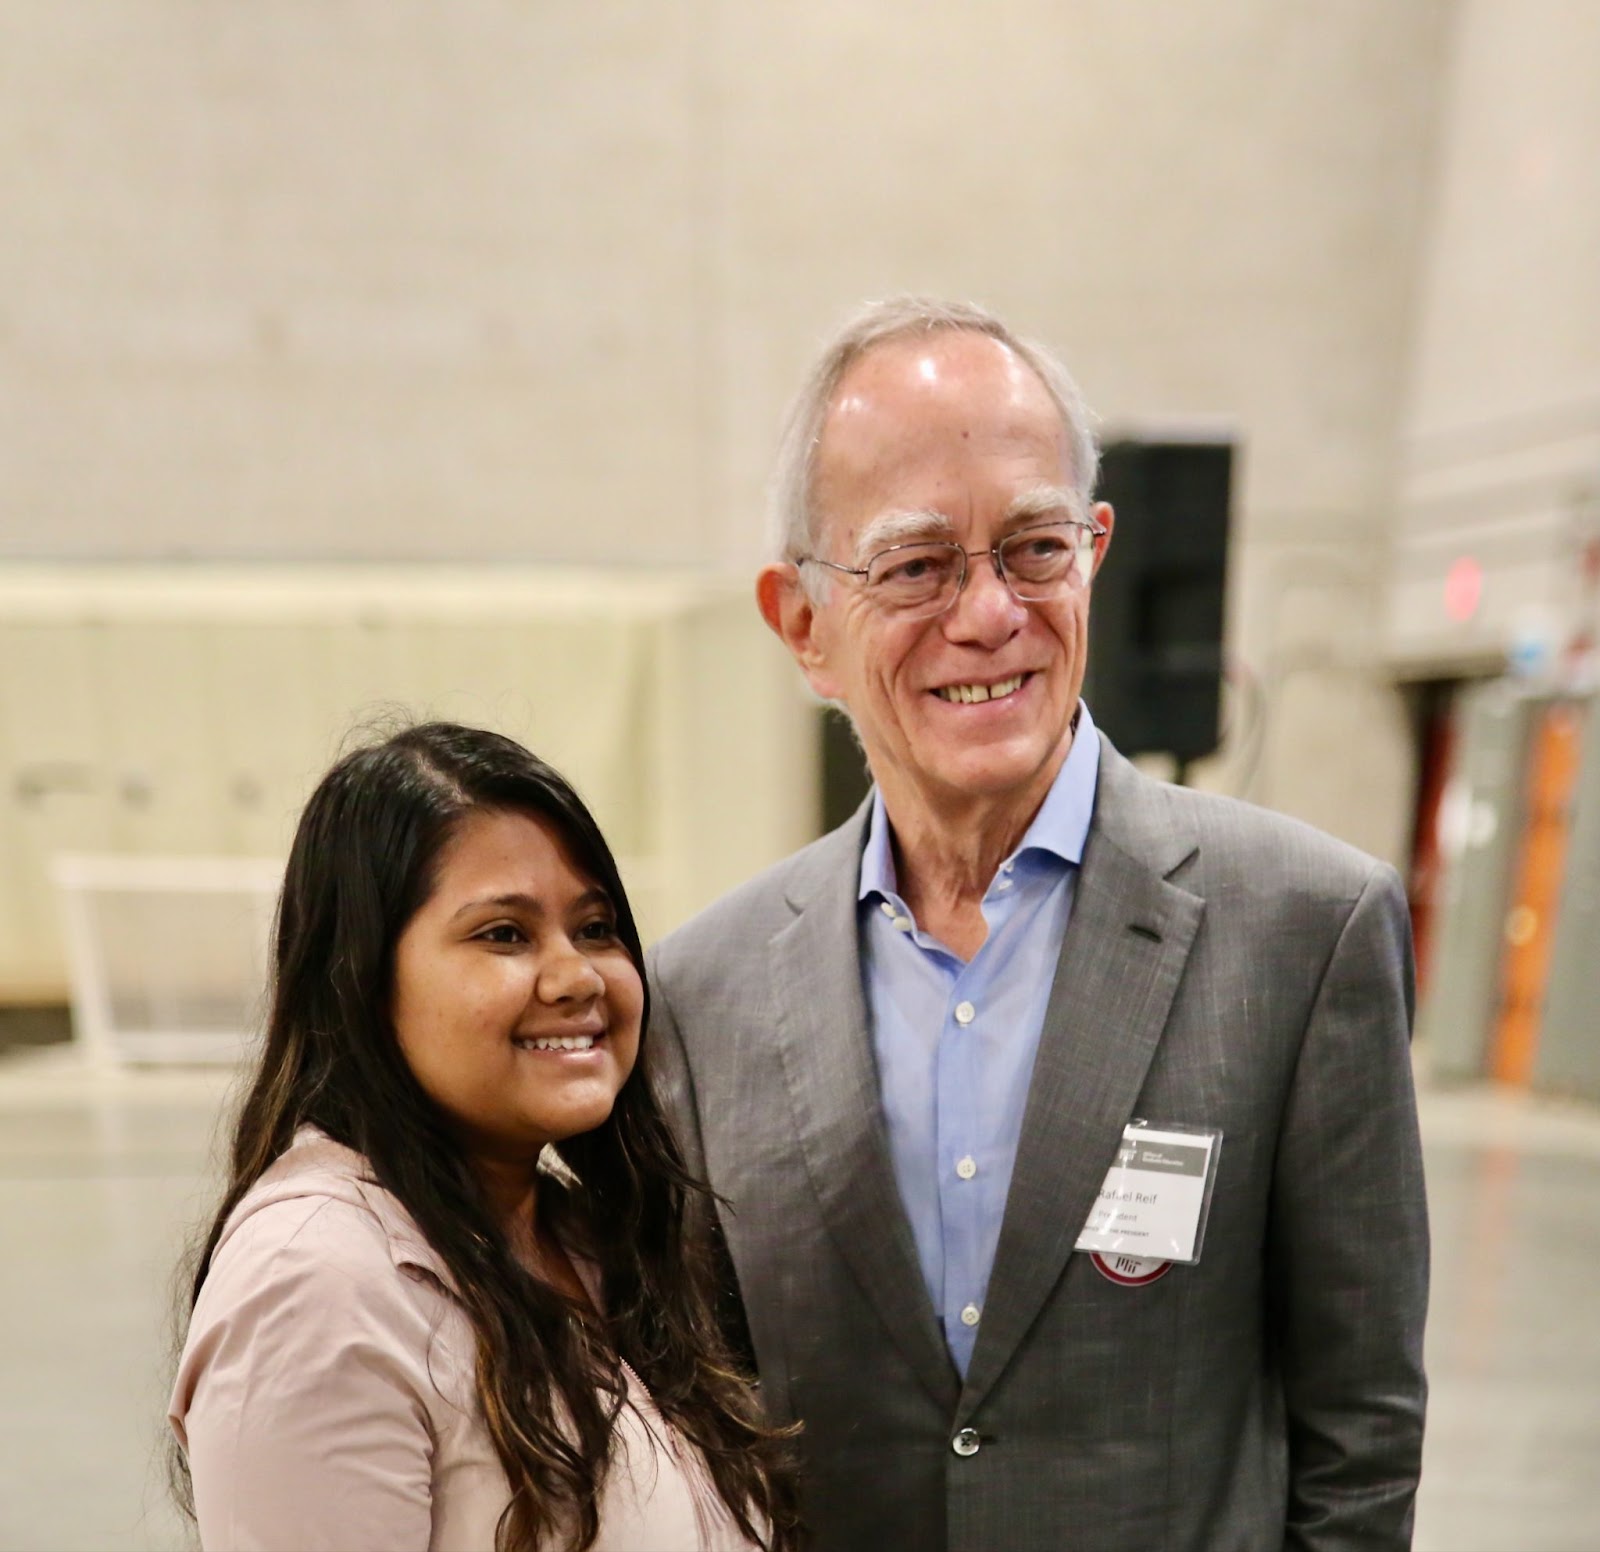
[1269, 863, 1429, 1552]
[645, 954, 759, 1375]
[645, 953, 710, 1179]
[172, 1201, 436, 1552]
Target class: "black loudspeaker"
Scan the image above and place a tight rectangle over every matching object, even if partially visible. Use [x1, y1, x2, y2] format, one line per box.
[819, 705, 872, 834]
[1085, 438, 1233, 769]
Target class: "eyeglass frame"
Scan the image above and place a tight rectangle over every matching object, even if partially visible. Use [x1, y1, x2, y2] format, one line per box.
[796, 517, 1110, 619]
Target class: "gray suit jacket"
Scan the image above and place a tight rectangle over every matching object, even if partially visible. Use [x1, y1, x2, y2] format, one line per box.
[648, 736, 1428, 1552]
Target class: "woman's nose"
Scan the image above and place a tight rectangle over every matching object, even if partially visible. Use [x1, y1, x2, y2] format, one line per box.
[538, 941, 606, 1003]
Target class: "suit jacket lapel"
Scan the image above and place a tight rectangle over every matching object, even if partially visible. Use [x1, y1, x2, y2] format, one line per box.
[769, 809, 961, 1413]
[959, 741, 1205, 1417]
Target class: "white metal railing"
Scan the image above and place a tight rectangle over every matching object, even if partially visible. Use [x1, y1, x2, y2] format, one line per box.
[51, 854, 283, 1065]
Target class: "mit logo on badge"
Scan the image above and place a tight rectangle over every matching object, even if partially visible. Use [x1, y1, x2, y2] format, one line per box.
[1090, 1252, 1172, 1287]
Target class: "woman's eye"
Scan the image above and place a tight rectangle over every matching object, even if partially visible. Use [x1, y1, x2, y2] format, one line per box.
[576, 918, 620, 944]
[476, 923, 525, 945]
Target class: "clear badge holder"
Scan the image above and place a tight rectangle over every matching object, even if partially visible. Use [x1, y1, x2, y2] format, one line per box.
[1073, 1119, 1224, 1265]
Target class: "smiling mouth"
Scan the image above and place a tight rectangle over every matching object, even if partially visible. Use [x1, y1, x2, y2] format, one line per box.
[513, 1034, 600, 1053]
[933, 672, 1031, 705]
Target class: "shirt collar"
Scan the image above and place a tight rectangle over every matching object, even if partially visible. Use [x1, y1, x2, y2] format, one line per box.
[858, 700, 1101, 902]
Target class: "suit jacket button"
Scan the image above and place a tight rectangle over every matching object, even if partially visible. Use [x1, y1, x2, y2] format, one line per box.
[951, 1427, 981, 1458]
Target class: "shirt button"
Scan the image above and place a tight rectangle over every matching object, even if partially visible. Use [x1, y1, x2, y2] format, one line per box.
[960, 1303, 981, 1327]
[954, 1001, 976, 1026]
[892, 916, 914, 932]
[956, 1155, 977, 1180]
[996, 878, 1013, 892]
[952, 1427, 981, 1457]
[1001, 859, 1015, 874]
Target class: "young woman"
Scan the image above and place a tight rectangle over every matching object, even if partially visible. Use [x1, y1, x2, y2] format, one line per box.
[169, 723, 798, 1552]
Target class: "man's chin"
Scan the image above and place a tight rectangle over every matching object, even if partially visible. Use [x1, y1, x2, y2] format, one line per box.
[915, 747, 1062, 809]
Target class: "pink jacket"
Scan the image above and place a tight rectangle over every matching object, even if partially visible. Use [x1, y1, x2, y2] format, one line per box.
[170, 1129, 760, 1551]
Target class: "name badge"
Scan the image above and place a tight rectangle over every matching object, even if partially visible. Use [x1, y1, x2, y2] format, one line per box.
[1074, 1121, 1222, 1267]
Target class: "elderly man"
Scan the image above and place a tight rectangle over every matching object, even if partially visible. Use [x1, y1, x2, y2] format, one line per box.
[648, 298, 1427, 1551]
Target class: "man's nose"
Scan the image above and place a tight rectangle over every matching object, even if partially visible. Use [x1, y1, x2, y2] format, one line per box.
[944, 551, 1028, 646]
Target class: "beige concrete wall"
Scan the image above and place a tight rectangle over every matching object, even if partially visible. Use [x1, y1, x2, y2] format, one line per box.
[1404, 3, 1600, 437]
[1384, 1, 1600, 679]
[2, 3, 708, 565]
[0, 1, 1460, 860]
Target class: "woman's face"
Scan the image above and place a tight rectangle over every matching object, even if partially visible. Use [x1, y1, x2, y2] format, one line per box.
[391, 806, 643, 1168]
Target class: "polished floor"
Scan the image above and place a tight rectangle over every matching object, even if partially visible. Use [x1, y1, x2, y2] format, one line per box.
[2, 1048, 1598, 1552]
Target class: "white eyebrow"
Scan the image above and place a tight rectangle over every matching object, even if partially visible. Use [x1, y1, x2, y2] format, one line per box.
[1005, 485, 1080, 525]
[848, 486, 1082, 566]
[851, 508, 956, 565]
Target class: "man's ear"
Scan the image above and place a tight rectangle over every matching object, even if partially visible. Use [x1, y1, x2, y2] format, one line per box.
[1088, 500, 1114, 581]
[756, 563, 843, 700]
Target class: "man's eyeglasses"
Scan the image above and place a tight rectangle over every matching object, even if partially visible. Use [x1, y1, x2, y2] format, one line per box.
[798, 519, 1107, 621]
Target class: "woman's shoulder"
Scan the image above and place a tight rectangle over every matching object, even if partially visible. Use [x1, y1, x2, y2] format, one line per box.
[175, 1132, 460, 1429]
[170, 1138, 486, 1547]
[207, 1127, 451, 1303]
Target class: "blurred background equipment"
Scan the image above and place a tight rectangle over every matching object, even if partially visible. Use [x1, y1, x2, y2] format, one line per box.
[1537, 700, 1600, 1099]
[1418, 683, 1545, 1081]
[1412, 683, 1598, 1101]
[1085, 434, 1234, 779]
[818, 706, 872, 836]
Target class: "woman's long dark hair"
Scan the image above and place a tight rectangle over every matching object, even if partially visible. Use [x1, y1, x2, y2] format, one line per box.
[173, 722, 799, 1552]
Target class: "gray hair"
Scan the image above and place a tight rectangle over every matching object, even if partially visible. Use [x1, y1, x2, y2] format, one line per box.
[767, 296, 1100, 565]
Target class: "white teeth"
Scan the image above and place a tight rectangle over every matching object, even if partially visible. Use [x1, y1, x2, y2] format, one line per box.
[515, 1035, 597, 1052]
[936, 674, 1025, 704]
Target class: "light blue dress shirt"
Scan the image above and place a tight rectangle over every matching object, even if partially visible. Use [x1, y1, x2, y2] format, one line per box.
[858, 704, 1100, 1376]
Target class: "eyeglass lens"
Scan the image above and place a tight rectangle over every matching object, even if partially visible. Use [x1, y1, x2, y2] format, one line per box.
[864, 523, 1096, 614]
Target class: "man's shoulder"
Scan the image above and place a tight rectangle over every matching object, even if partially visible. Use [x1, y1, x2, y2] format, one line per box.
[1183, 784, 1386, 889]
[649, 818, 859, 988]
[1099, 750, 1395, 909]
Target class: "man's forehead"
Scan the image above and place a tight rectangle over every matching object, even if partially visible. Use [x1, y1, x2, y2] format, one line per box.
[826, 329, 1043, 422]
[817, 336, 1068, 482]
[812, 331, 1072, 526]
